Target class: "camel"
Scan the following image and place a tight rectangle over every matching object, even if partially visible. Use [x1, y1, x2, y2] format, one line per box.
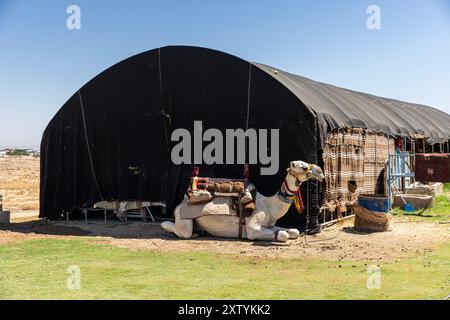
[161, 161, 324, 242]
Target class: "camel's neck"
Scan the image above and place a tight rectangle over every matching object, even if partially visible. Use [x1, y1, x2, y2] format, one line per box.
[281, 172, 299, 196]
[266, 172, 301, 221]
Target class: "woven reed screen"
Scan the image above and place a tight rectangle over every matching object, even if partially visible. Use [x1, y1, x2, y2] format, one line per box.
[322, 128, 394, 212]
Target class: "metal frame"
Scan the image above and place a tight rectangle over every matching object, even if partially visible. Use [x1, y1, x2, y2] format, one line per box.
[67, 201, 165, 224]
[387, 153, 416, 208]
[386, 135, 416, 208]
[120, 205, 162, 224]
[66, 208, 108, 223]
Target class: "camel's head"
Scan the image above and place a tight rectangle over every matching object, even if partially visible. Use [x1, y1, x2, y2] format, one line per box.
[288, 161, 325, 182]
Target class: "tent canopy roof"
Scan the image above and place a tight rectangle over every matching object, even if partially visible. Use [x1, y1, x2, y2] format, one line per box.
[253, 62, 450, 145]
[40, 46, 450, 220]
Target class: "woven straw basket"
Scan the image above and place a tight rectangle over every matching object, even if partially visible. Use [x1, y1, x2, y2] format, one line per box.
[354, 205, 392, 232]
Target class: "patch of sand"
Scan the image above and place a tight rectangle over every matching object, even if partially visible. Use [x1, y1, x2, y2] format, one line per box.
[1, 216, 448, 262]
[87, 219, 450, 261]
[0, 156, 39, 212]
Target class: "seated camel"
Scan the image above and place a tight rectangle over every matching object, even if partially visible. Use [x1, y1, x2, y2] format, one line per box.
[161, 161, 324, 242]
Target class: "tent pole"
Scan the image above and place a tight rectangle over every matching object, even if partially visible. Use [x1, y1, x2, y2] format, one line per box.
[158, 47, 171, 213]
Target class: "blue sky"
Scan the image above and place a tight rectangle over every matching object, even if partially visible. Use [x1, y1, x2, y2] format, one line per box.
[0, 0, 449, 148]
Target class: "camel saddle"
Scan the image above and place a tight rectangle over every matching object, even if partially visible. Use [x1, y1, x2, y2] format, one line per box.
[187, 177, 256, 215]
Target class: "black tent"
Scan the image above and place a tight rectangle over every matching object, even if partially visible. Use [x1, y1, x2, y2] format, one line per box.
[40, 45, 450, 221]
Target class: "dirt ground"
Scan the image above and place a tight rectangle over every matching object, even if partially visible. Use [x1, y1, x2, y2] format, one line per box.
[1, 155, 449, 262]
[0, 156, 39, 211]
[1, 213, 449, 262]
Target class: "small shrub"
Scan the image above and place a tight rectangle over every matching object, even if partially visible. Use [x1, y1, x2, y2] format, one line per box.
[6, 149, 30, 157]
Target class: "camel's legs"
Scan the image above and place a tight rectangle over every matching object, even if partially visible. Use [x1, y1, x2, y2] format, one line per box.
[247, 226, 290, 242]
[272, 226, 300, 239]
[161, 206, 193, 239]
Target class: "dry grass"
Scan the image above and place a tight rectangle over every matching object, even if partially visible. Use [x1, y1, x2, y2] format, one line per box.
[0, 156, 39, 211]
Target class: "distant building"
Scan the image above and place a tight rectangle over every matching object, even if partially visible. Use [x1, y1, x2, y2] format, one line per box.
[29, 150, 40, 157]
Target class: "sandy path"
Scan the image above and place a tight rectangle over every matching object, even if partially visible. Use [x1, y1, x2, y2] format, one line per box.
[81, 218, 450, 261]
[1, 216, 448, 262]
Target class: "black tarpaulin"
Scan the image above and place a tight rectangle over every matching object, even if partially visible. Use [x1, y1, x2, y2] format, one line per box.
[40, 46, 316, 220]
[255, 63, 450, 146]
[40, 45, 450, 220]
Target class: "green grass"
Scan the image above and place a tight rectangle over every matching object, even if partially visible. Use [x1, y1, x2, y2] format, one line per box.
[1, 239, 449, 300]
[444, 183, 450, 193]
[392, 194, 450, 223]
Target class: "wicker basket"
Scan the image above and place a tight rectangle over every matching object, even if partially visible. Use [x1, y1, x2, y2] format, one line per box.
[354, 205, 392, 232]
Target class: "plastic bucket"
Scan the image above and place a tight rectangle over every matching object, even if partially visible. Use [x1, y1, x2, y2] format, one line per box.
[358, 194, 390, 213]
